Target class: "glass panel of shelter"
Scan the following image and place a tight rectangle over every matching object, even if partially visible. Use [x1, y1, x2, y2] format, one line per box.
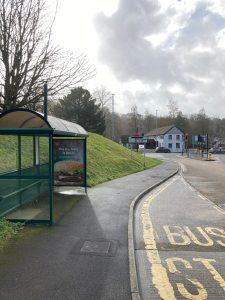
[0, 133, 52, 224]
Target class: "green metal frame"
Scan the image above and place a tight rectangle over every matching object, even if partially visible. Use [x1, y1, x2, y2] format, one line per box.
[0, 128, 53, 225]
[0, 128, 87, 225]
[84, 137, 87, 193]
[49, 134, 53, 225]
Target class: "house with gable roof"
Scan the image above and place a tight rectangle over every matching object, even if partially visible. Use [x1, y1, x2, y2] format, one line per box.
[145, 125, 185, 153]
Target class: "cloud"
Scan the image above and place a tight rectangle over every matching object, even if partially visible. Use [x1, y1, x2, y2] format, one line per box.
[94, 0, 225, 117]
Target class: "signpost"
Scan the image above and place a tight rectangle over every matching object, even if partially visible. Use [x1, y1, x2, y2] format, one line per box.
[128, 136, 147, 168]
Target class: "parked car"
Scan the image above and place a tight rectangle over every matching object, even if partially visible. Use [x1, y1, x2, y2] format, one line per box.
[209, 147, 225, 154]
[155, 147, 171, 153]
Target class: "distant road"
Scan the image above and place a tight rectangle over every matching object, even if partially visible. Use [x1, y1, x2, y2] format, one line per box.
[145, 152, 179, 160]
[146, 152, 225, 209]
[146, 151, 225, 164]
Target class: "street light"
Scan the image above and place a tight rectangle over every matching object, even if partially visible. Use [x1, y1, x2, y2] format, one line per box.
[112, 93, 115, 141]
[155, 109, 158, 130]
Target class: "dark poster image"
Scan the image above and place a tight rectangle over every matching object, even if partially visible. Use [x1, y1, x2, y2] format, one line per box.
[53, 139, 84, 186]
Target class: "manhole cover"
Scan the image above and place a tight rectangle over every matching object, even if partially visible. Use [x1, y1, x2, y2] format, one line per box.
[70, 239, 118, 257]
[81, 241, 111, 254]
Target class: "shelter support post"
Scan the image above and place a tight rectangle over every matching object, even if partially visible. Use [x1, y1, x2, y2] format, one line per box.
[49, 133, 53, 225]
[84, 138, 87, 193]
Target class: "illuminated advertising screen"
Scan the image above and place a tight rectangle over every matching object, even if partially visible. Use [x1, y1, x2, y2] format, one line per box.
[53, 139, 85, 186]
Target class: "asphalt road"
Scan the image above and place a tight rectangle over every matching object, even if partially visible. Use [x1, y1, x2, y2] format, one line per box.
[146, 152, 225, 209]
[134, 175, 225, 300]
[180, 156, 225, 210]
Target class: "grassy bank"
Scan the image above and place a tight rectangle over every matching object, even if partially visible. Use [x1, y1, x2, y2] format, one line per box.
[87, 133, 161, 186]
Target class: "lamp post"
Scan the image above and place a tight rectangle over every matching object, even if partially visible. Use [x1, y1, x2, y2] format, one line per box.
[112, 93, 115, 141]
[43, 82, 48, 121]
[155, 109, 158, 129]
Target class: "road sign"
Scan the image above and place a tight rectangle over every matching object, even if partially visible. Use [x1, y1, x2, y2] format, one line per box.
[128, 136, 148, 144]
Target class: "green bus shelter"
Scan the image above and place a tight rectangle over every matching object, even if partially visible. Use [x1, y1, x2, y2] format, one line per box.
[0, 108, 87, 225]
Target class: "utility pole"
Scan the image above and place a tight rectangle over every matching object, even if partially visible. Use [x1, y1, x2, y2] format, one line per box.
[43, 82, 48, 121]
[155, 109, 158, 129]
[112, 93, 115, 141]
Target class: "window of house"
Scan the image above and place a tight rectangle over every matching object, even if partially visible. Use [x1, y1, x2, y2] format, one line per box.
[168, 135, 172, 140]
[176, 135, 180, 140]
[176, 143, 180, 149]
[168, 143, 172, 148]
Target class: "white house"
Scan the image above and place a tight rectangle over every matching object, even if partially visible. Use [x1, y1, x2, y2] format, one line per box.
[145, 125, 185, 153]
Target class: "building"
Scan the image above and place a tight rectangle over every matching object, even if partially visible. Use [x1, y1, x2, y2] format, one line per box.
[145, 125, 185, 153]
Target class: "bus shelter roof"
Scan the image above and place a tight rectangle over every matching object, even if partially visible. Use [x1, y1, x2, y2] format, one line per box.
[0, 109, 87, 137]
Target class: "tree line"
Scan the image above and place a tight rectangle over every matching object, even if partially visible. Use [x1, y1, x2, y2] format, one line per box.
[52, 87, 225, 147]
[97, 98, 225, 146]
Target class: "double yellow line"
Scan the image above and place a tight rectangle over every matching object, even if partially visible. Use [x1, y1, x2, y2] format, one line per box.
[141, 178, 177, 299]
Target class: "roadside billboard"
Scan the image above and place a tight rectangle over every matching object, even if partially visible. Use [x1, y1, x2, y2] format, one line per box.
[53, 139, 85, 186]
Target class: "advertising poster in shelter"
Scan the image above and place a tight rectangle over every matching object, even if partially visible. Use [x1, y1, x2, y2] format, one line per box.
[53, 139, 84, 186]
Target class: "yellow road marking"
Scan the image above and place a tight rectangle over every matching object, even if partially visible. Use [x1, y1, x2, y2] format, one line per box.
[141, 178, 177, 299]
[194, 258, 225, 291]
[184, 226, 214, 247]
[163, 225, 225, 247]
[163, 225, 191, 246]
[166, 257, 208, 300]
[205, 227, 225, 247]
[140, 175, 225, 299]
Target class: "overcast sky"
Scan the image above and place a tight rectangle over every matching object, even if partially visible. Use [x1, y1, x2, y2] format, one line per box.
[53, 0, 225, 118]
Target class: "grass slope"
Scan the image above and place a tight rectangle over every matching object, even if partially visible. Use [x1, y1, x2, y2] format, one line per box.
[87, 133, 161, 186]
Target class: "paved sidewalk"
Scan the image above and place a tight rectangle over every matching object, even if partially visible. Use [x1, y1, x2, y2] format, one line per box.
[0, 161, 177, 300]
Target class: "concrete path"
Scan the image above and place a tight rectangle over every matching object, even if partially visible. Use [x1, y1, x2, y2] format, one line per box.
[0, 161, 177, 300]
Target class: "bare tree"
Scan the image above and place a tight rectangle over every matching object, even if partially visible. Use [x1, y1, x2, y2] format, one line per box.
[129, 104, 142, 135]
[93, 86, 112, 112]
[0, 0, 95, 111]
[167, 98, 179, 119]
[144, 110, 155, 132]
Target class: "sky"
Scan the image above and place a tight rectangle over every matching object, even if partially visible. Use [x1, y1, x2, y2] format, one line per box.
[52, 0, 225, 118]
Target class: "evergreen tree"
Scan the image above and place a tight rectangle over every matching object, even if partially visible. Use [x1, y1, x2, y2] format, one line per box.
[53, 87, 105, 134]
